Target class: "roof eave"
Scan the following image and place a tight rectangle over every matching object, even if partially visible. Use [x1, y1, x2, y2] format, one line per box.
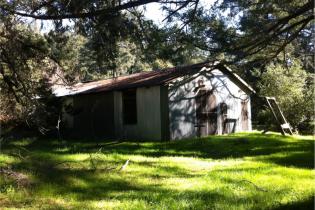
[215, 63, 256, 94]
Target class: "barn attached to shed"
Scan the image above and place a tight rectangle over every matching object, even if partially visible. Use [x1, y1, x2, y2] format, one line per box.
[54, 61, 255, 140]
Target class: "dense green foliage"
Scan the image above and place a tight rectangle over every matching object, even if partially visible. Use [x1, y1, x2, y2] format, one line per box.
[0, 133, 314, 209]
[0, 0, 313, 132]
[256, 60, 314, 133]
[1, 0, 312, 72]
[0, 17, 55, 125]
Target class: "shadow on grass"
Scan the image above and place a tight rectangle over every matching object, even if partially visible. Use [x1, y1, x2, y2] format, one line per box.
[0, 156, 273, 209]
[0, 133, 314, 209]
[2, 133, 314, 169]
[264, 151, 314, 169]
[270, 196, 315, 210]
[3, 154, 313, 210]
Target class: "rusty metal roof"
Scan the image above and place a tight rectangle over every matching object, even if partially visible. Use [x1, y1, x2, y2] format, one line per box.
[53, 61, 255, 97]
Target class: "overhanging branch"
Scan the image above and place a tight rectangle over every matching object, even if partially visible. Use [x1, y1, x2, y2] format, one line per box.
[1, 0, 161, 20]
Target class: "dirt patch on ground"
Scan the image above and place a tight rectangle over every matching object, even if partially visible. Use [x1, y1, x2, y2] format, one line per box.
[0, 167, 33, 188]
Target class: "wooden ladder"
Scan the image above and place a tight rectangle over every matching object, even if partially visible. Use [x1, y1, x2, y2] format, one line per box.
[265, 97, 293, 135]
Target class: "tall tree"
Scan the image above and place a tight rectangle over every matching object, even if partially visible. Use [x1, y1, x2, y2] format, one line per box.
[0, 16, 51, 104]
[256, 59, 314, 132]
[1, 0, 312, 70]
[0, 15, 64, 129]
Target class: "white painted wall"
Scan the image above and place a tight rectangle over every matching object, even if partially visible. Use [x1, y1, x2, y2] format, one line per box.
[168, 68, 252, 140]
[114, 86, 162, 140]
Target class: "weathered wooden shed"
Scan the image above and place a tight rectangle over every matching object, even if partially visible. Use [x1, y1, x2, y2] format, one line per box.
[55, 61, 255, 140]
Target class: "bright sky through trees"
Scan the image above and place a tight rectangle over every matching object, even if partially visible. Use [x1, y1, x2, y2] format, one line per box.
[144, 0, 215, 24]
[33, 0, 216, 33]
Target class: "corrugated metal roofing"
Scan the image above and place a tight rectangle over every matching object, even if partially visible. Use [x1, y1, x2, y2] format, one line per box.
[53, 61, 255, 97]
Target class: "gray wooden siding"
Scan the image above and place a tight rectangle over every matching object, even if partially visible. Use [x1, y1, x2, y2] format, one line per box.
[61, 68, 252, 141]
[114, 86, 162, 140]
[160, 85, 170, 141]
[168, 68, 252, 140]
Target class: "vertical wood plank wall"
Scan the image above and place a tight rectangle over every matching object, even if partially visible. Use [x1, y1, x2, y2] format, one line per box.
[114, 86, 162, 140]
[168, 68, 252, 140]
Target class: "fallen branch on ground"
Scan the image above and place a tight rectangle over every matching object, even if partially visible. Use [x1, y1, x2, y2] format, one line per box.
[237, 179, 268, 192]
[119, 159, 130, 171]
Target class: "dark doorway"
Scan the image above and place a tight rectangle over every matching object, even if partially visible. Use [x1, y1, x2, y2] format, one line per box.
[241, 100, 249, 131]
[123, 89, 137, 125]
[196, 90, 217, 137]
[220, 103, 228, 134]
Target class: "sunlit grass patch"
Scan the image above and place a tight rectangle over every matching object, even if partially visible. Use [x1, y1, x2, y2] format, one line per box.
[0, 154, 18, 166]
[0, 132, 314, 209]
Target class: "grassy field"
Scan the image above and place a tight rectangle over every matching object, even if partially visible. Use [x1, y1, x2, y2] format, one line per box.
[0, 132, 314, 209]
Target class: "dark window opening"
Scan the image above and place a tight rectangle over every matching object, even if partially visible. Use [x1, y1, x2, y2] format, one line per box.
[123, 89, 137, 125]
[220, 103, 228, 116]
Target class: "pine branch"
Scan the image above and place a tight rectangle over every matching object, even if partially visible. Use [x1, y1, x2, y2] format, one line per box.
[1, 0, 162, 20]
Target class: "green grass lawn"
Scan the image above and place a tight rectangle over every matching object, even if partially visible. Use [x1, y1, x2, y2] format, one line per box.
[0, 132, 314, 209]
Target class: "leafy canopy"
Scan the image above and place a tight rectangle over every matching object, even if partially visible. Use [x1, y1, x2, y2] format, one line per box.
[257, 60, 314, 130]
